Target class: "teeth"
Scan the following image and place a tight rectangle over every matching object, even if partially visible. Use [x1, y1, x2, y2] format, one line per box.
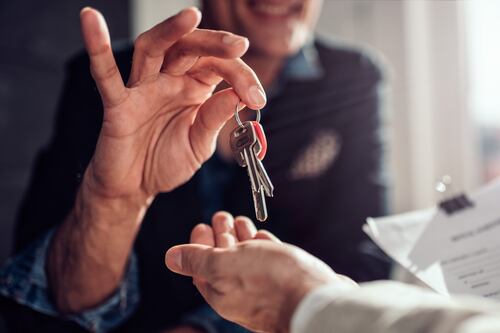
[254, 3, 290, 16]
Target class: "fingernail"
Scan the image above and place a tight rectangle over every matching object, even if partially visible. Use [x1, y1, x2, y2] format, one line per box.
[182, 6, 200, 14]
[248, 85, 267, 106]
[223, 34, 244, 45]
[80, 6, 93, 14]
[167, 249, 182, 271]
[179, 7, 201, 22]
[212, 212, 232, 233]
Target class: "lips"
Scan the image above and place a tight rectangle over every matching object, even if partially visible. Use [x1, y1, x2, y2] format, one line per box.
[247, 0, 303, 18]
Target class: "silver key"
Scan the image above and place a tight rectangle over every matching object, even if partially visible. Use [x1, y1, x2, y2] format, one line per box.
[252, 185, 267, 222]
[255, 157, 274, 197]
[250, 121, 274, 197]
[245, 143, 269, 221]
[230, 121, 269, 221]
[230, 122, 262, 168]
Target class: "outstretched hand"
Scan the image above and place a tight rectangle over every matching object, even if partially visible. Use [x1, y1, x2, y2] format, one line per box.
[166, 213, 355, 333]
[80, 7, 266, 205]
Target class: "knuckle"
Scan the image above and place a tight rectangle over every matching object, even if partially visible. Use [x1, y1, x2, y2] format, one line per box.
[134, 33, 161, 59]
[219, 48, 239, 59]
[102, 65, 119, 81]
[134, 33, 148, 50]
[92, 64, 119, 82]
[198, 57, 216, 70]
[221, 44, 244, 58]
[158, 17, 190, 44]
[88, 43, 111, 57]
[182, 250, 198, 274]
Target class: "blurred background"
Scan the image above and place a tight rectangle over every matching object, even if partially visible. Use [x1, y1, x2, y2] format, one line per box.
[1, 0, 500, 330]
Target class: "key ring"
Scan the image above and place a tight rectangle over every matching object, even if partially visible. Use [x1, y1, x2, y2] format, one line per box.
[235, 101, 261, 128]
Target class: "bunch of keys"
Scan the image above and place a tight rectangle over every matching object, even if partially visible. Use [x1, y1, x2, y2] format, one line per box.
[229, 105, 274, 222]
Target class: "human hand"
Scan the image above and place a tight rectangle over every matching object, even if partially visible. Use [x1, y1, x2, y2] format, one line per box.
[189, 211, 281, 248]
[79, 8, 266, 209]
[166, 212, 357, 333]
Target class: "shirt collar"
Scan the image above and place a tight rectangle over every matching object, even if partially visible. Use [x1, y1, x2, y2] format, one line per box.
[283, 42, 324, 81]
[267, 42, 324, 99]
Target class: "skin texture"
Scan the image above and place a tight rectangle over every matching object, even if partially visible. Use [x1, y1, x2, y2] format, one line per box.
[47, 7, 266, 320]
[166, 212, 358, 333]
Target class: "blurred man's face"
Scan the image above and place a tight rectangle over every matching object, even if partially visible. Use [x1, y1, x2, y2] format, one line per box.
[204, 0, 323, 58]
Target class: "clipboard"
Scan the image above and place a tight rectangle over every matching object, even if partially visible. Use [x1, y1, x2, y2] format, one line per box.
[364, 176, 500, 301]
[435, 176, 475, 215]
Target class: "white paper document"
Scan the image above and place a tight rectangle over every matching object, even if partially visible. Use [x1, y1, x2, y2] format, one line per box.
[364, 179, 500, 301]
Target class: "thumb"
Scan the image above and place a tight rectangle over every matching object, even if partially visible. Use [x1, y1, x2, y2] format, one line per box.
[165, 244, 213, 277]
[188, 88, 244, 161]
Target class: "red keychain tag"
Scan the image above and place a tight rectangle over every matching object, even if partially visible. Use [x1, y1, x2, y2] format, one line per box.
[251, 121, 267, 160]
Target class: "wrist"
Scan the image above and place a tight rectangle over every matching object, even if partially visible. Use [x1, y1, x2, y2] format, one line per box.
[75, 178, 153, 228]
[277, 281, 320, 333]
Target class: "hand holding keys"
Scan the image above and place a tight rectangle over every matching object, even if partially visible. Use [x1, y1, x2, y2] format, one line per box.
[230, 106, 274, 221]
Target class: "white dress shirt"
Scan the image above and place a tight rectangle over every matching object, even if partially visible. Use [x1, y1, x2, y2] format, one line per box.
[290, 281, 500, 333]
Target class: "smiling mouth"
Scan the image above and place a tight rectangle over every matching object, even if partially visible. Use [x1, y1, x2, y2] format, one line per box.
[247, 0, 303, 18]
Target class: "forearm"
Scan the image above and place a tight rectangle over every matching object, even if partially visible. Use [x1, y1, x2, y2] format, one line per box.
[47, 180, 150, 313]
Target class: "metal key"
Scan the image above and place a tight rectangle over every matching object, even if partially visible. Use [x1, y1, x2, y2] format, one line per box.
[230, 103, 276, 221]
[229, 122, 260, 192]
[250, 121, 274, 197]
[245, 148, 268, 221]
[230, 121, 268, 221]
[230, 122, 261, 167]
[247, 145, 274, 221]
[255, 157, 274, 197]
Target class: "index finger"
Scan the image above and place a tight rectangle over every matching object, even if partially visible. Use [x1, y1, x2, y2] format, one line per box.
[162, 29, 249, 75]
[129, 7, 201, 84]
[188, 57, 267, 110]
[190, 223, 215, 246]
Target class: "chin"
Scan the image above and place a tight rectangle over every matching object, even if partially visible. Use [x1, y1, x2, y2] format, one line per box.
[249, 28, 309, 58]
[252, 42, 301, 58]
[245, 0, 304, 21]
[237, 0, 311, 56]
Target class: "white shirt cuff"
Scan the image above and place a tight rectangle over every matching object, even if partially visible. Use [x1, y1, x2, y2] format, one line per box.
[290, 281, 358, 333]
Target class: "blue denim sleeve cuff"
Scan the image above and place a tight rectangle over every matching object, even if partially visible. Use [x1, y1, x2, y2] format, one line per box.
[0, 229, 140, 333]
[182, 305, 251, 333]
